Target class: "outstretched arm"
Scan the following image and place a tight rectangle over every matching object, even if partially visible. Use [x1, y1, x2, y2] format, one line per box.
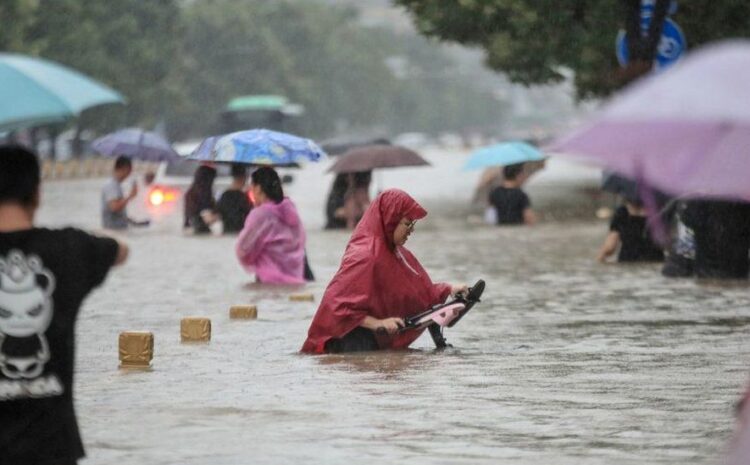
[523, 207, 537, 225]
[597, 231, 620, 263]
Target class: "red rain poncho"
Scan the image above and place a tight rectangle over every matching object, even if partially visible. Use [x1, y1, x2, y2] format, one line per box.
[301, 189, 451, 354]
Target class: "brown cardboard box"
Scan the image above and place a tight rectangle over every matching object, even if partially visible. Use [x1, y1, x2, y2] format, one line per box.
[119, 331, 154, 367]
[290, 293, 315, 302]
[229, 305, 257, 319]
[180, 317, 211, 342]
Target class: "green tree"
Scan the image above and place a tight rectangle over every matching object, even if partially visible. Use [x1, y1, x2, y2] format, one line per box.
[4, 0, 183, 131]
[27, 0, 183, 127]
[395, 0, 750, 99]
[2, 0, 508, 141]
[0, 0, 38, 51]
[173, 0, 507, 138]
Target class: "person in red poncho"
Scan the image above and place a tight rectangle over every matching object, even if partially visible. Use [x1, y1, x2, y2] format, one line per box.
[301, 189, 467, 354]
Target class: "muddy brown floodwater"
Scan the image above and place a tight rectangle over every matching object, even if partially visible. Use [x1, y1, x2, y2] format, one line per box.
[35, 150, 750, 464]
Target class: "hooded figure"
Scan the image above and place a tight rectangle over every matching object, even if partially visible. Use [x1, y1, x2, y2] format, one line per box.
[236, 167, 306, 284]
[302, 189, 452, 354]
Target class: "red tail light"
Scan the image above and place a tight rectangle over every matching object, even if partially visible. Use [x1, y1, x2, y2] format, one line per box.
[148, 187, 179, 207]
[149, 189, 165, 206]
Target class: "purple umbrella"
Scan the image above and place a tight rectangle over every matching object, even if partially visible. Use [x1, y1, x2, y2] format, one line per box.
[548, 40, 750, 201]
[92, 127, 180, 162]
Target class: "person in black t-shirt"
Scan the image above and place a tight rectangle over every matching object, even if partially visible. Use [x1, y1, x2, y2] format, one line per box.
[487, 163, 536, 225]
[0, 145, 129, 465]
[681, 199, 750, 279]
[597, 200, 664, 263]
[217, 163, 252, 234]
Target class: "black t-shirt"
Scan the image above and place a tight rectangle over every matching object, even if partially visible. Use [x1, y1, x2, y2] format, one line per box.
[682, 200, 750, 279]
[217, 189, 252, 234]
[488, 186, 530, 225]
[0, 228, 118, 465]
[610, 206, 664, 262]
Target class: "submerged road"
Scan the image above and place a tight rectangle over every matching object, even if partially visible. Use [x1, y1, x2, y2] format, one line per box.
[36, 149, 750, 464]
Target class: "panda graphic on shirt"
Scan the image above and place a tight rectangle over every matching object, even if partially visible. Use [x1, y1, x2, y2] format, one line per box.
[0, 250, 63, 399]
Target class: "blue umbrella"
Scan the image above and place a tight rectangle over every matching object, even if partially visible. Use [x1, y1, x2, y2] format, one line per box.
[463, 141, 545, 170]
[0, 53, 125, 131]
[189, 129, 326, 166]
[92, 128, 180, 162]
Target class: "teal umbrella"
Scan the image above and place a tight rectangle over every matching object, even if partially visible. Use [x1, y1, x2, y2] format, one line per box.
[463, 141, 545, 170]
[0, 53, 125, 131]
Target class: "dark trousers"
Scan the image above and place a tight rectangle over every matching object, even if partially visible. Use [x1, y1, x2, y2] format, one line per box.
[324, 327, 378, 353]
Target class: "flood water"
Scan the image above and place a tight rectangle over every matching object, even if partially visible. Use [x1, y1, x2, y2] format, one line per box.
[36, 149, 750, 464]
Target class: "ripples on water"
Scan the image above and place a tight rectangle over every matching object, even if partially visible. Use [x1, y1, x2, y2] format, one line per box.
[35, 164, 750, 464]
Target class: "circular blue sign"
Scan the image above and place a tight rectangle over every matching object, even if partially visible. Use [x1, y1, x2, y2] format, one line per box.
[616, 17, 687, 70]
[639, 0, 679, 31]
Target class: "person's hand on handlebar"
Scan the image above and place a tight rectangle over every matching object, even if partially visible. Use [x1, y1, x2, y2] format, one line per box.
[361, 316, 404, 335]
[378, 317, 404, 335]
[450, 283, 469, 297]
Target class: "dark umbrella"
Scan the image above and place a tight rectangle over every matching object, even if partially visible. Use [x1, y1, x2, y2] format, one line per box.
[92, 127, 180, 162]
[327, 145, 430, 174]
[320, 136, 391, 156]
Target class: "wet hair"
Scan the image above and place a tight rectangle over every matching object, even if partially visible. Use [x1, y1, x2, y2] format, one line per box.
[0, 145, 40, 207]
[192, 165, 217, 190]
[114, 155, 132, 171]
[184, 165, 217, 223]
[230, 163, 248, 180]
[503, 163, 524, 181]
[353, 171, 372, 188]
[143, 171, 156, 185]
[625, 196, 644, 208]
[251, 167, 284, 203]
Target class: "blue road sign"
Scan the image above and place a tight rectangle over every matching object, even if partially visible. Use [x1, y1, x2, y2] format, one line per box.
[639, 0, 678, 32]
[616, 17, 687, 70]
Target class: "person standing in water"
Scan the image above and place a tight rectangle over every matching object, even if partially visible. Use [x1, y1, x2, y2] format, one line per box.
[488, 163, 536, 225]
[217, 163, 252, 234]
[342, 171, 372, 229]
[681, 199, 750, 279]
[597, 198, 664, 263]
[184, 164, 217, 235]
[235, 167, 308, 284]
[0, 145, 128, 465]
[301, 189, 467, 354]
[101, 155, 137, 230]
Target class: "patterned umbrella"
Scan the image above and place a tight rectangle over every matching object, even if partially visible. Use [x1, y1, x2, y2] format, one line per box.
[188, 129, 326, 166]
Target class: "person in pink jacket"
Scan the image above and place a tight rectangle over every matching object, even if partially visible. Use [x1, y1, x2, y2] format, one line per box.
[235, 167, 307, 284]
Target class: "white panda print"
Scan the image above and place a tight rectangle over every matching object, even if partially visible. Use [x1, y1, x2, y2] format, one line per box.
[0, 249, 56, 380]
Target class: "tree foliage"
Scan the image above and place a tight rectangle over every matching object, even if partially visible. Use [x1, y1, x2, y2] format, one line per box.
[2, 0, 509, 140]
[395, 0, 750, 99]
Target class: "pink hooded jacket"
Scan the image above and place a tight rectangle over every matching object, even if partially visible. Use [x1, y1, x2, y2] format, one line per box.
[235, 197, 306, 284]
